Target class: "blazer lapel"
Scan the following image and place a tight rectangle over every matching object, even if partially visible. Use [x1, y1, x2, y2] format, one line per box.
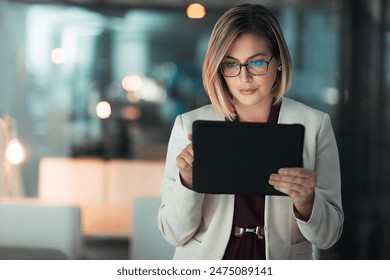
[278, 98, 304, 125]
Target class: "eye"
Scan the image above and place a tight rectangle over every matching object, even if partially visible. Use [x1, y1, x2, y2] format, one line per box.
[249, 60, 266, 68]
[224, 62, 240, 68]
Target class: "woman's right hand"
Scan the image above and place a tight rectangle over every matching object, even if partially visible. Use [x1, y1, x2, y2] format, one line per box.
[176, 134, 193, 189]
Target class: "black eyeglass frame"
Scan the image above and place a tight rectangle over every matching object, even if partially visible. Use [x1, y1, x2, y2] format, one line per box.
[219, 54, 274, 77]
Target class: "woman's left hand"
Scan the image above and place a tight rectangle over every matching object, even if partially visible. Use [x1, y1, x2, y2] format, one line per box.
[269, 168, 316, 220]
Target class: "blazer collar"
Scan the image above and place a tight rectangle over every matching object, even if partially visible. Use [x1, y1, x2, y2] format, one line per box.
[278, 97, 304, 125]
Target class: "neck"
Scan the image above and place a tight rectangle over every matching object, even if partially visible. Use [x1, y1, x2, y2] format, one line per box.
[234, 100, 273, 122]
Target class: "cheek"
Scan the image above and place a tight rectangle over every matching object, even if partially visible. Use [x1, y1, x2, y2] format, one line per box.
[223, 78, 237, 92]
[261, 72, 278, 90]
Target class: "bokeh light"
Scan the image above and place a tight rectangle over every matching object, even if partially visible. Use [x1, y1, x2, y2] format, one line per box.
[51, 48, 66, 64]
[96, 101, 112, 119]
[6, 139, 26, 165]
[186, 3, 206, 19]
[122, 75, 143, 92]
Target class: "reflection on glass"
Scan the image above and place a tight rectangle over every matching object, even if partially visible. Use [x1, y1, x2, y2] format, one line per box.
[0, 2, 341, 197]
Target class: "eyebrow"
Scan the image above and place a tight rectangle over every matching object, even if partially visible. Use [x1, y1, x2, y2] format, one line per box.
[223, 53, 268, 61]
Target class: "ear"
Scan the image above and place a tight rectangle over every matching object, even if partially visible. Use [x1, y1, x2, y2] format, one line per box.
[273, 55, 282, 71]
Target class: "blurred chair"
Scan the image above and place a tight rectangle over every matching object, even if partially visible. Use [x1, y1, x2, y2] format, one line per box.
[38, 157, 109, 237]
[106, 160, 165, 204]
[0, 246, 68, 260]
[0, 203, 83, 259]
[37, 157, 166, 238]
[130, 197, 175, 260]
[106, 160, 165, 235]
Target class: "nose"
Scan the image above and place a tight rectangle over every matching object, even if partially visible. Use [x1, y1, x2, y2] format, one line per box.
[239, 65, 252, 82]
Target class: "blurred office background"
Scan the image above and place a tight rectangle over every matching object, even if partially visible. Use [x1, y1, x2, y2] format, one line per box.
[0, 0, 389, 260]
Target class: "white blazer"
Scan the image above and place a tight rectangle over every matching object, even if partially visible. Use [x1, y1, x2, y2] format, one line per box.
[157, 97, 344, 259]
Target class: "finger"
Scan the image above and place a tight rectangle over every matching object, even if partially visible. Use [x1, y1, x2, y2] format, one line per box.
[186, 143, 194, 157]
[274, 186, 312, 205]
[272, 184, 296, 197]
[269, 174, 316, 197]
[176, 157, 192, 175]
[269, 177, 302, 196]
[270, 179, 303, 192]
[176, 156, 186, 170]
[270, 174, 306, 186]
[270, 178, 316, 196]
[278, 168, 314, 178]
[272, 181, 313, 201]
[188, 134, 192, 141]
[274, 183, 314, 206]
[178, 150, 193, 168]
[277, 169, 317, 188]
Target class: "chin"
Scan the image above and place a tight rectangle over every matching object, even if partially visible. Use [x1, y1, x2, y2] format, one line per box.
[234, 95, 272, 107]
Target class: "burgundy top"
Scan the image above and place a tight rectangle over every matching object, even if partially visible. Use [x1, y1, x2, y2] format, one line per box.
[222, 102, 281, 260]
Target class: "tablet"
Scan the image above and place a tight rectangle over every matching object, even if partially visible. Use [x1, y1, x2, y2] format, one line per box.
[192, 120, 305, 195]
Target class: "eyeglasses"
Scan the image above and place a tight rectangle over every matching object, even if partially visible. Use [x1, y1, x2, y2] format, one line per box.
[219, 55, 274, 77]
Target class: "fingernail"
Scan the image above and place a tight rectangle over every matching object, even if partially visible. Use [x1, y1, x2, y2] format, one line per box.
[278, 168, 284, 174]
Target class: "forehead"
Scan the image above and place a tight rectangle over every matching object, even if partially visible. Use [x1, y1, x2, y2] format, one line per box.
[225, 33, 271, 59]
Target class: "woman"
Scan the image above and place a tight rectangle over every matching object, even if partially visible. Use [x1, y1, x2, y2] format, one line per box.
[157, 3, 343, 260]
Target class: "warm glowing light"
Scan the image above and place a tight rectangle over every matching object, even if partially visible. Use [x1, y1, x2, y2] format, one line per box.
[137, 77, 167, 103]
[51, 48, 66, 64]
[122, 106, 141, 120]
[186, 3, 206, 19]
[127, 91, 140, 103]
[6, 139, 26, 165]
[96, 101, 112, 119]
[122, 75, 143, 92]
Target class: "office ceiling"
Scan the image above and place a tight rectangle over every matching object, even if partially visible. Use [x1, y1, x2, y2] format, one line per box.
[6, 0, 335, 10]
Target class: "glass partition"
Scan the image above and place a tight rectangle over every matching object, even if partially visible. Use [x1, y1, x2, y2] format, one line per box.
[0, 2, 342, 198]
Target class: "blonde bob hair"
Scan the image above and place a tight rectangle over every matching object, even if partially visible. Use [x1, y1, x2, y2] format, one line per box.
[202, 4, 292, 121]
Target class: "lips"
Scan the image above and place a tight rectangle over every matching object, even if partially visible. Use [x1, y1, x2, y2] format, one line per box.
[239, 88, 257, 95]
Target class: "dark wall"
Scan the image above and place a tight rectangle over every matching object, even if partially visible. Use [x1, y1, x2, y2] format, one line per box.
[325, 0, 390, 259]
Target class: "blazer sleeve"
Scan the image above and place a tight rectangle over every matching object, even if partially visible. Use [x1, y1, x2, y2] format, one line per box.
[296, 113, 344, 249]
[157, 115, 205, 247]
